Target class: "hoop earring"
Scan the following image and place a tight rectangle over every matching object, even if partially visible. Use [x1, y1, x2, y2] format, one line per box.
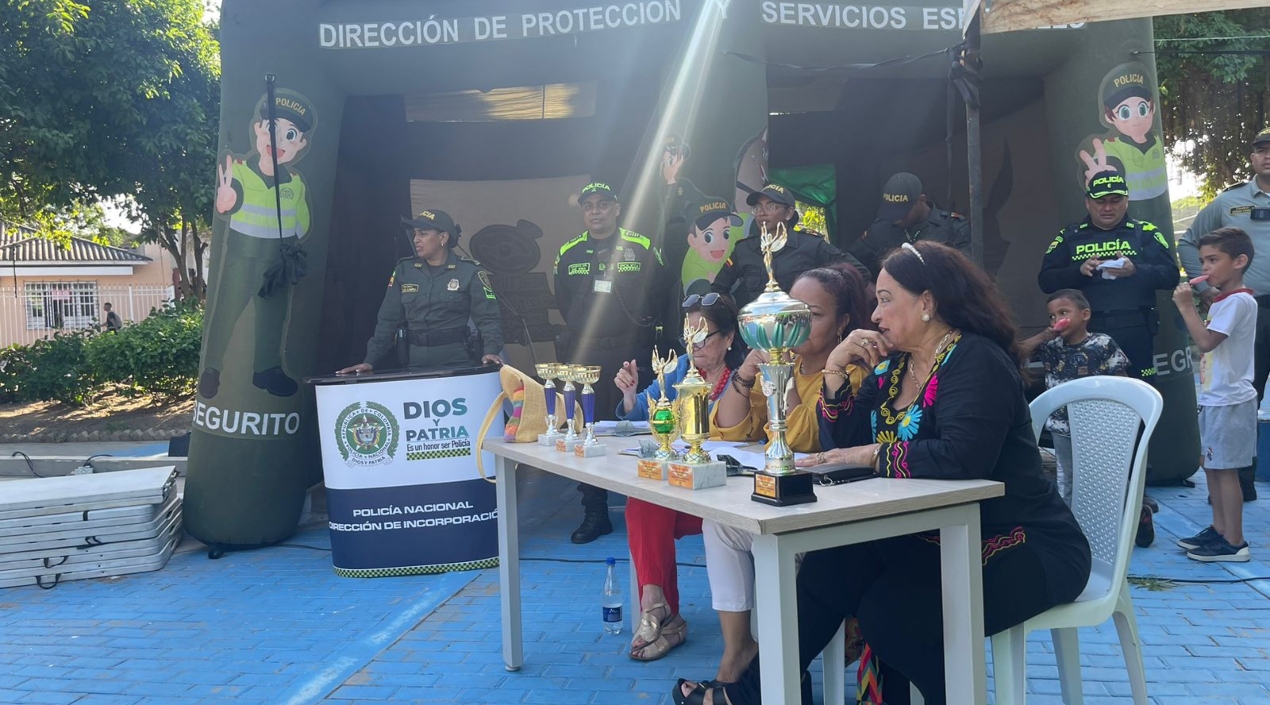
[921, 313, 931, 322]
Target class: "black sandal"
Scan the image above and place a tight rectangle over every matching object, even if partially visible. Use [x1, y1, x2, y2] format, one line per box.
[672, 678, 732, 705]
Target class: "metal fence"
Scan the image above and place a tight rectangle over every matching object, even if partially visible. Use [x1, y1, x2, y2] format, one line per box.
[0, 284, 175, 348]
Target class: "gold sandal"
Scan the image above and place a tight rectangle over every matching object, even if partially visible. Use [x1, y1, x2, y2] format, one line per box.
[630, 606, 687, 661]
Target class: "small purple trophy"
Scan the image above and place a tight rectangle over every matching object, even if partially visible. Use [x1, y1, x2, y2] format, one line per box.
[536, 363, 564, 446]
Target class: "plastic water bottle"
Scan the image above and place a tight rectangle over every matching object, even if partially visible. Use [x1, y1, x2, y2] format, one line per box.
[601, 556, 623, 635]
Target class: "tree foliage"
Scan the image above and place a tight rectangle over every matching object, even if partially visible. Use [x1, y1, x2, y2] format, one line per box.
[0, 0, 219, 297]
[1155, 9, 1270, 198]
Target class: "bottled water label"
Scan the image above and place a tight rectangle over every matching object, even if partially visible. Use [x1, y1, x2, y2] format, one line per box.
[603, 605, 622, 623]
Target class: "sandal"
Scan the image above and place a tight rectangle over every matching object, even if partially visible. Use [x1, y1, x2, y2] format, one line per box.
[672, 678, 734, 705]
[630, 601, 669, 651]
[630, 613, 687, 661]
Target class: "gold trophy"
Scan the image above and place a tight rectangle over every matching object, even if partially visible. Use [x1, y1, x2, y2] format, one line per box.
[573, 365, 606, 458]
[555, 366, 581, 453]
[638, 348, 680, 481]
[737, 222, 817, 506]
[536, 363, 564, 446]
[668, 316, 727, 489]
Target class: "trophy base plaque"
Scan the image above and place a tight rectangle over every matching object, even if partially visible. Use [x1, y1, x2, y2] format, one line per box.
[636, 458, 668, 481]
[575, 442, 606, 458]
[668, 461, 727, 489]
[538, 431, 563, 446]
[555, 437, 580, 453]
[752, 470, 818, 506]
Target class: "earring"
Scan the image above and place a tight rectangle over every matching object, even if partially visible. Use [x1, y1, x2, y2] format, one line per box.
[728, 345, 733, 351]
[921, 313, 931, 322]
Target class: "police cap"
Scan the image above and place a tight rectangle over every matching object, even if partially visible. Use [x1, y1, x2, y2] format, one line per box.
[1103, 69, 1152, 111]
[1253, 126, 1270, 147]
[402, 209, 460, 244]
[688, 198, 742, 231]
[745, 183, 796, 209]
[580, 182, 619, 202]
[1087, 170, 1129, 199]
[259, 92, 314, 132]
[877, 172, 923, 222]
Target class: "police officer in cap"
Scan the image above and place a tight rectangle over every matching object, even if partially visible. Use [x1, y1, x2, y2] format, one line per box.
[339, 209, 504, 375]
[711, 183, 866, 308]
[1039, 170, 1178, 380]
[555, 182, 668, 543]
[850, 172, 971, 280]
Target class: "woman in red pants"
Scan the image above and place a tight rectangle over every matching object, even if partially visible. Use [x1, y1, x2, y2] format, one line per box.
[614, 292, 743, 661]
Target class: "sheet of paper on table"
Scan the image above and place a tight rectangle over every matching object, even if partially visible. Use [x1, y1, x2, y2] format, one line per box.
[617, 440, 747, 457]
[592, 420, 651, 436]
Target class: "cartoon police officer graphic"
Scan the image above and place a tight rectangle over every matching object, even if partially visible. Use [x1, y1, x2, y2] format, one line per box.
[1078, 63, 1168, 202]
[199, 88, 316, 400]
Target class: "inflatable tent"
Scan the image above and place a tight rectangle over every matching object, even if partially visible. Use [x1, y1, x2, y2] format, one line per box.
[187, 0, 1203, 548]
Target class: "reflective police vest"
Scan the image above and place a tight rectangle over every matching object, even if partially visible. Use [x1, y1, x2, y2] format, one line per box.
[228, 159, 310, 240]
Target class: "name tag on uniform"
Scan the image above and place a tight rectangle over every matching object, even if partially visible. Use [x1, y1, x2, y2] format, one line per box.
[400, 284, 419, 293]
[593, 280, 613, 294]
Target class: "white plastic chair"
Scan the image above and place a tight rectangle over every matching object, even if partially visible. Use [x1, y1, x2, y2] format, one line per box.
[992, 376, 1162, 705]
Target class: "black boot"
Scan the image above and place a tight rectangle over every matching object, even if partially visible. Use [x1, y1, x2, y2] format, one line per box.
[571, 511, 613, 544]
[1240, 463, 1258, 502]
[1134, 506, 1155, 548]
[252, 366, 299, 397]
[198, 368, 221, 399]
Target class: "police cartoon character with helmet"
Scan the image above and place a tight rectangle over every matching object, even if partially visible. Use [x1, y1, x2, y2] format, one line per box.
[338, 209, 504, 375]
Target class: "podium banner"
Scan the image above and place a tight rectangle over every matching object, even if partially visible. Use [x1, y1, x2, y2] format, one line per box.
[313, 367, 501, 577]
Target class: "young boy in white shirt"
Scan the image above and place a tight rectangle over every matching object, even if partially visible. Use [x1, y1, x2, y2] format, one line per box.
[1173, 227, 1257, 562]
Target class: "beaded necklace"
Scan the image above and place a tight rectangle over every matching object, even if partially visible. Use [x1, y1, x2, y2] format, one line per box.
[878, 330, 959, 427]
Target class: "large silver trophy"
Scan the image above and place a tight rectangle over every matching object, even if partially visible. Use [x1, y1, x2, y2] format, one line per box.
[736, 223, 817, 506]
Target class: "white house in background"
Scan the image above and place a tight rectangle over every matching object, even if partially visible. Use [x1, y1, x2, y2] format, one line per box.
[0, 223, 177, 347]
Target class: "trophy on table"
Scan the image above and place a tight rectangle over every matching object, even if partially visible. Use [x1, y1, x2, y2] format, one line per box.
[555, 366, 581, 453]
[536, 363, 564, 446]
[668, 316, 727, 489]
[573, 365, 606, 458]
[638, 348, 681, 481]
[737, 222, 818, 506]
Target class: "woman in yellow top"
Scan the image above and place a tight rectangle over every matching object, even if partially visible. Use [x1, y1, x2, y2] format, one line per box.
[700, 261, 872, 685]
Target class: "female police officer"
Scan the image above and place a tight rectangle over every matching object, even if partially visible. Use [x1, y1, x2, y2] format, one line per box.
[338, 209, 504, 374]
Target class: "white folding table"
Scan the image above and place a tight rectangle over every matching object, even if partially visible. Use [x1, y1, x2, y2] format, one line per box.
[487, 437, 1002, 704]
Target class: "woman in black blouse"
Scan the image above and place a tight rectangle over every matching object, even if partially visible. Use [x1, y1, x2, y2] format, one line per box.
[674, 242, 1091, 705]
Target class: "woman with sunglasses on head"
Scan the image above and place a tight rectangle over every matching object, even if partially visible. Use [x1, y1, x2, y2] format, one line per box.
[613, 292, 744, 662]
[686, 261, 871, 691]
[675, 242, 1091, 705]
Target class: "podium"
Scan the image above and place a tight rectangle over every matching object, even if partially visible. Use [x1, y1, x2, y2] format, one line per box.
[308, 365, 501, 577]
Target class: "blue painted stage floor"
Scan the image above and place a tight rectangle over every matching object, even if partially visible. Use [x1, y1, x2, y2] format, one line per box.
[1, 466, 1268, 704]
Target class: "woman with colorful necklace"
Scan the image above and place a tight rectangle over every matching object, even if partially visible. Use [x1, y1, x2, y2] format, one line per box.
[675, 242, 1092, 705]
[614, 292, 742, 661]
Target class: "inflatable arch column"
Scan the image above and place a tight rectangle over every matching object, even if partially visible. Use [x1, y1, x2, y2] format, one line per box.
[186, 0, 345, 547]
[1041, 18, 1198, 484]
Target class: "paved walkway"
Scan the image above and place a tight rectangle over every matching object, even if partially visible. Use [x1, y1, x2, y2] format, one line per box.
[1, 467, 1268, 704]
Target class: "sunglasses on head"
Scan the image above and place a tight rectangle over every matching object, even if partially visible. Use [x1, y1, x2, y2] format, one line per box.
[682, 292, 720, 308]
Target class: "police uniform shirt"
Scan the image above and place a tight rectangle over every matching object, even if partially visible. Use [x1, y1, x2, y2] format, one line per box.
[1178, 179, 1270, 295]
[711, 224, 866, 307]
[553, 229, 665, 341]
[1037, 215, 1179, 313]
[364, 251, 503, 366]
[851, 208, 970, 279]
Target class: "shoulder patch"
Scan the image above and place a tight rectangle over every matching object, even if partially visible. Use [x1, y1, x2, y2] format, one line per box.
[559, 233, 588, 256]
[1045, 235, 1064, 255]
[619, 229, 652, 250]
[460, 256, 481, 266]
[1222, 182, 1244, 193]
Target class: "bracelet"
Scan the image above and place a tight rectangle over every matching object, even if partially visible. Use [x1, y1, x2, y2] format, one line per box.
[871, 444, 882, 470]
[822, 368, 848, 380]
[730, 375, 752, 396]
[735, 374, 757, 388]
